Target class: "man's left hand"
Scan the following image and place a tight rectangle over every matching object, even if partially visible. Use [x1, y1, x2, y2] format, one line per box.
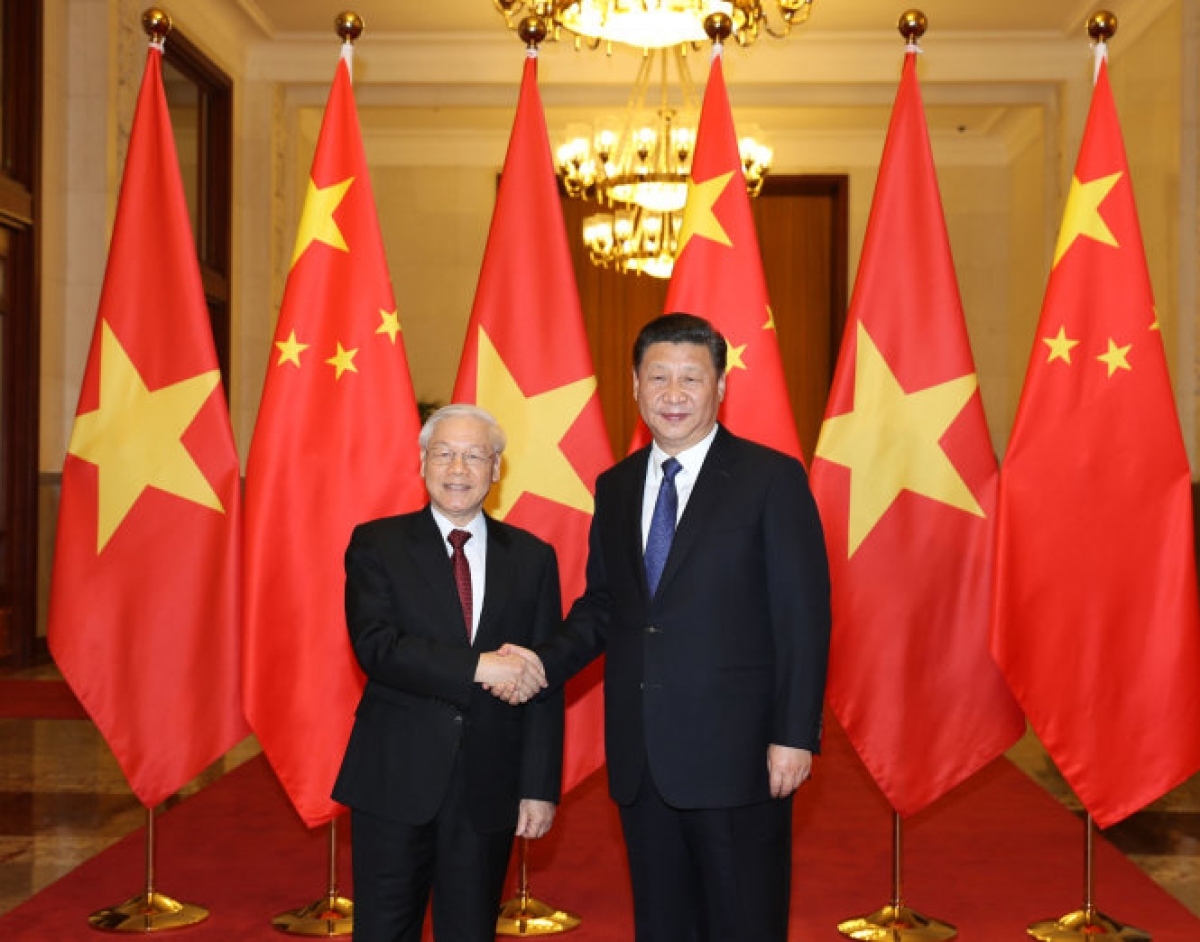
[767, 744, 813, 798]
[516, 799, 556, 839]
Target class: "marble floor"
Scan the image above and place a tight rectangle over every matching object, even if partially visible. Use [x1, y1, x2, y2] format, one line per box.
[2, 662, 1200, 924]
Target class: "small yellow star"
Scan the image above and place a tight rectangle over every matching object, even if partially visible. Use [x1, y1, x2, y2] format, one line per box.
[326, 343, 359, 380]
[1151, 307, 1161, 331]
[376, 308, 401, 344]
[676, 171, 734, 256]
[763, 305, 776, 331]
[815, 323, 984, 556]
[69, 321, 224, 552]
[725, 341, 748, 373]
[291, 176, 355, 267]
[275, 330, 309, 368]
[474, 328, 595, 520]
[1053, 171, 1121, 267]
[1043, 326, 1080, 365]
[1097, 338, 1132, 378]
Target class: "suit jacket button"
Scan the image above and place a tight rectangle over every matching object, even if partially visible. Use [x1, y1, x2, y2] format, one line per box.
[646, 624, 660, 634]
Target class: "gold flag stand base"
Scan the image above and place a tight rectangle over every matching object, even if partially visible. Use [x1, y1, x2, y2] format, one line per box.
[495, 838, 581, 936]
[271, 894, 354, 937]
[1027, 909, 1150, 941]
[88, 891, 209, 933]
[496, 895, 582, 936]
[837, 903, 957, 941]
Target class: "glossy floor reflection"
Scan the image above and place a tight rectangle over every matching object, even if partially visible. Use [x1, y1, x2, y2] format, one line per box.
[3, 664, 1200, 922]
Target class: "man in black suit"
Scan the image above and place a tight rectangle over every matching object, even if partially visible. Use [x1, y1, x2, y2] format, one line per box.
[502, 313, 831, 941]
[333, 404, 563, 942]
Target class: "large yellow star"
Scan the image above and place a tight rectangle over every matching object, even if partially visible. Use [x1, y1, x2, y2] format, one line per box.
[815, 323, 984, 557]
[291, 176, 355, 267]
[1043, 326, 1079, 365]
[474, 327, 595, 520]
[1097, 338, 1132, 378]
[675, 171, 734, 256]
[68, 321, 224, 552]
[1053, 171, 1121, 267]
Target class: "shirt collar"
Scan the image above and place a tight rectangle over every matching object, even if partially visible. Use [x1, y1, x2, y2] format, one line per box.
[430, 506, 487, 547]
[649, 423, 719, 482]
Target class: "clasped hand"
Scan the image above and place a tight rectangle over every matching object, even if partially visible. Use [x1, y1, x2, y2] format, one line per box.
[475, 644, 546, 705]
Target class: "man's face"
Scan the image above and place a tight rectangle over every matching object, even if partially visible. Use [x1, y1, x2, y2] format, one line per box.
[633, 341, 725, 456]
[421, 415, 501, 526]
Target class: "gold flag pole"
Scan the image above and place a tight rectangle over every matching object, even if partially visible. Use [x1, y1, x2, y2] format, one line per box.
[85, 13, 211, 928]
[272, 817, 354, 936]
[834, 12, 957, 942]
[88, 804, 210, 932]
[496, 837, 581, 936]
[487, 15, 590, 938]
[1027, 813, 1149, 941]
[1025, 16, 1150, 940]
[836, 810, 956, 941]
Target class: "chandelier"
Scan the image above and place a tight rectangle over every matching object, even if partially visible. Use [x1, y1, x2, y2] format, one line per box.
[555, 45, 772, 278]
[493, 0, 815, 50]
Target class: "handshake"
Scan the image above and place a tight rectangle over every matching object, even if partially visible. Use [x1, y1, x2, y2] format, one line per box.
[474, 644, 547, 705]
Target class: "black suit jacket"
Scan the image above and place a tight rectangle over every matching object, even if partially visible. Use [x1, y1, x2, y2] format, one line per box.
[332, 507, 564, 833]
[541, 426, 831, 809]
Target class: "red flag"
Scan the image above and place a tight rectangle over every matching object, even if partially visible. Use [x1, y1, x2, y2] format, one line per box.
[451, 51, 613, 792]
[47, 42, 246, 809]
[809, 50, 1023, 816]
[244, 47, 425, 828]
[992, 54, 1200, 828]
[658, 46, 801, 460]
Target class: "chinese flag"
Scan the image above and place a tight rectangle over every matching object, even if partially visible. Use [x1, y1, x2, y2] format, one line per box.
[47, 42, 246, 809]
[244, 47, 425, 827]
[658, 47, 802, 460]
[451, 52, 613, 792]
[809, 50, 1022, 816]
[992, 54, 1200, 828]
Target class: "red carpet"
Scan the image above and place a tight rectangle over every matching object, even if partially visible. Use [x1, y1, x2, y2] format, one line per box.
[0, 680, 87, 719]
[3, 720, 1199, 940]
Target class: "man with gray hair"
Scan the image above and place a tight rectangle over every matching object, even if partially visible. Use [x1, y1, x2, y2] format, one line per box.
[333, 404, 562, 942]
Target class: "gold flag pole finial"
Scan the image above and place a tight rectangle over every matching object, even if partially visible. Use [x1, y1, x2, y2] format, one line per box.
[703, 10, 735, 44]
[1087, 10, 1118, 43]
[898, 9, 927, 43]
[141, 7, 172, 42]
[517, 14, 548, 49]
[335, 11, 364, 44]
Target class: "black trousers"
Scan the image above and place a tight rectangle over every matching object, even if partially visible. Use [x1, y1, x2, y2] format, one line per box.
[618, 769, 793, 942]
[350, 756, 514, 942]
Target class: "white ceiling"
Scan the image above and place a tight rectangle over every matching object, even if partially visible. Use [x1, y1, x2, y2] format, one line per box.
[224, 0, 1162, 162]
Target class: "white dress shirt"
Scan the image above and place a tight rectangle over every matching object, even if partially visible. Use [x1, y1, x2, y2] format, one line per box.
[640, 423, 720, 549]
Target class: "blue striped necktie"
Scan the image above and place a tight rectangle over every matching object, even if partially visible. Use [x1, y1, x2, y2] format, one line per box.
[644, 457, 682, 596]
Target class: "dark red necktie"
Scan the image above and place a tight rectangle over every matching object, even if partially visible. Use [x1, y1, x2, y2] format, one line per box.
[448, 529, 473, 639]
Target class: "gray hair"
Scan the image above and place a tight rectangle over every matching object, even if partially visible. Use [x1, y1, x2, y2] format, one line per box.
[419, 404, 507, 454]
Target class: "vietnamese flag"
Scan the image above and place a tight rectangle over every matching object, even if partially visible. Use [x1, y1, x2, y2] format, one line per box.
[657, 45, 802, 461]
[47, 39, 247, 809]
[452, 50, 613, 791]
[992, 51, 1200, 828]
[244, 45, 425, 828]
[809, 48, 1023, 816]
